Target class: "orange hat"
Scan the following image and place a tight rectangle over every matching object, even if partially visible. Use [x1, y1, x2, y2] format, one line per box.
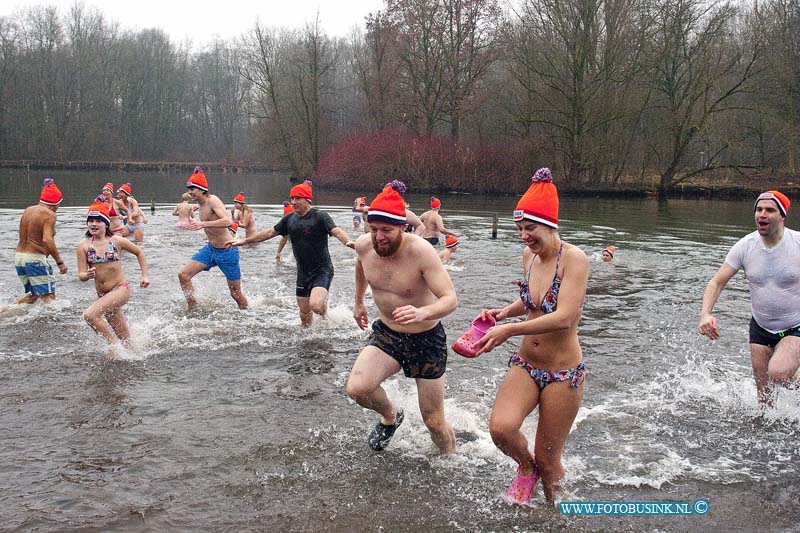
[368, 184, 407, 225]
[87, 195, 111, 225]
[234, 192, 245, 203]
[290, 179, 313, 200]
[102, 182, 114, 193]
[187, 166, 208, 191]
[445, 235, 459, 248]
[117, 183, 132, 196]
[756, 190, 790, 218]
[430, 196, 441, 209]
[40, 178, 63, 205]
[513, 167, 559, 228]
[283, 200, 294, 216]
[228, 221, 239, 234]
[603, 245, 615, 257]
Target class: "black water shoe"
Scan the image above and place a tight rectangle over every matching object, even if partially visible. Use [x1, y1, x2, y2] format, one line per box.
[368, 409, 404, 451]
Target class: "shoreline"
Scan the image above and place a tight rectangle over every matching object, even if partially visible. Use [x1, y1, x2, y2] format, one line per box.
[3, 159, 797, 199]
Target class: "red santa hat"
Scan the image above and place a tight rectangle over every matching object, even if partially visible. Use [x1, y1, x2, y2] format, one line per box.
[39, 178, 63, 205]
[234, 192, 246, 203]
[603, 245, 615, 258]
[445, 235, 459, 248]
[117, 183, 133, 196]
[187, 167, 209, 192]
[430, 196, 441, 209]
[290, 180, 313, 200]
[513, 167, 559, 228]
[755, 190, 790, 218]
[86, 195, 111, 225]
[283, 201, 294, 216]
[368, 184, 407, 225]
[102, 182, 114, 193]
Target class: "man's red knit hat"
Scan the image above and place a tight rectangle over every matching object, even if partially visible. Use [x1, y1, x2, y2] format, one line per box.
[430, 196, 441, 209]
[445, 235, 459, 248]
[290, 180, 313, 200]
[87, 195, 111, 225]
[117, 183, 133, 196]
[187, 166, 209, 192]
[283, 201, 294, 215]
[755, 190, 790, 218]
[513, 167, 559, 228]
[234, 192, 245, 203]
[368, 184, 407, 225]
[39, 178, 63, 205]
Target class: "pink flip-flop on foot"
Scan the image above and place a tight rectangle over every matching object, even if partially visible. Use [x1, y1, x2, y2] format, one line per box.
[452, 314, 495, 358]
[506, 466, 538, 504]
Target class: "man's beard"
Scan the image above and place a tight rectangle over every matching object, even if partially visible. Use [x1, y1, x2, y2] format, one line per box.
[372, 232, 402, 257]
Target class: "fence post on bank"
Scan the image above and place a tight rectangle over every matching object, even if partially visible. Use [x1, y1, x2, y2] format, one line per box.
[492, 213, 498, 239]
[150, 193, 156, 214]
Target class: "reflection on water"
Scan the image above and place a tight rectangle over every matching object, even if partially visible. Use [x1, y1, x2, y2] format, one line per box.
[1, 169, 800, 530]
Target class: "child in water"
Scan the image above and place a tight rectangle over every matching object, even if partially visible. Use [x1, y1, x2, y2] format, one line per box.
[173, 192, 197, 229]
[77, 196, 149, 352]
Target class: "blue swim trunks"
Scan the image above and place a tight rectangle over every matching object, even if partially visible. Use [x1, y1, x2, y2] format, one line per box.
[191, 243, 242, 281]
[15, 252, 56, 295]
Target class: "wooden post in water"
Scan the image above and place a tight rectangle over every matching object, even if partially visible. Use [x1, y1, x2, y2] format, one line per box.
[492, 213, 498, 239]
[150, 193, 156, 214]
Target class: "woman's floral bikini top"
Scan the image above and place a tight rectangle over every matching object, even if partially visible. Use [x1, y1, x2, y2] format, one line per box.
[518, 241, 563, 314]
[86, 237, 120, 264]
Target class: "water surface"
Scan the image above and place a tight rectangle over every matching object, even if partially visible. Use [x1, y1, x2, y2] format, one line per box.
[1, 170, 799, 531]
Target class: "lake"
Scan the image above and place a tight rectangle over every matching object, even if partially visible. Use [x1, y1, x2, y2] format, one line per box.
[1, 169, 798, 531]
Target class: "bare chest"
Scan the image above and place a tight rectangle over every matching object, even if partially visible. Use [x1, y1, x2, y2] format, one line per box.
[364, 257, 421, 295]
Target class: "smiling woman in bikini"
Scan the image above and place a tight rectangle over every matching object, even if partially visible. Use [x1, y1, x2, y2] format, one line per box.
[473, 168, 589, 506]
[101, 182, 126, 236]
[77, 196, 149, 352]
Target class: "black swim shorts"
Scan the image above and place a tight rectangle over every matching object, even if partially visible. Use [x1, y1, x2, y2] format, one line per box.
[749, 317, 800, 348]
[296, 269, 333, 297]
[367, 319, 447, 379]
[424, 236, 439, 246]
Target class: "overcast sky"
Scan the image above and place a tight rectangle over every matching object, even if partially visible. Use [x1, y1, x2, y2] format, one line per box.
[2, 0, 386, 47]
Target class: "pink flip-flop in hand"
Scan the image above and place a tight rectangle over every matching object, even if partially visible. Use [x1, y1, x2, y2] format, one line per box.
[452, 314, 496, 358]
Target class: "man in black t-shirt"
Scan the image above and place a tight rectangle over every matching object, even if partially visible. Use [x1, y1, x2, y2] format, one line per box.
[230, 180, 354, 325]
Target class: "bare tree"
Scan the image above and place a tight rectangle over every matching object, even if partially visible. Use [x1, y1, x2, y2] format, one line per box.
[385, 0, 449, 136]
[754, 0, 800, 174]
[198, 39, 250, 160]
[506, 0, 650, 184]
[641, 0, 762, 194]
[353, 13, 405, 130]
[241, 24, 303, 174]
[440, 0, 502, 140]
[0, 17, 19, 156]
[293, 16, 339, 170]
